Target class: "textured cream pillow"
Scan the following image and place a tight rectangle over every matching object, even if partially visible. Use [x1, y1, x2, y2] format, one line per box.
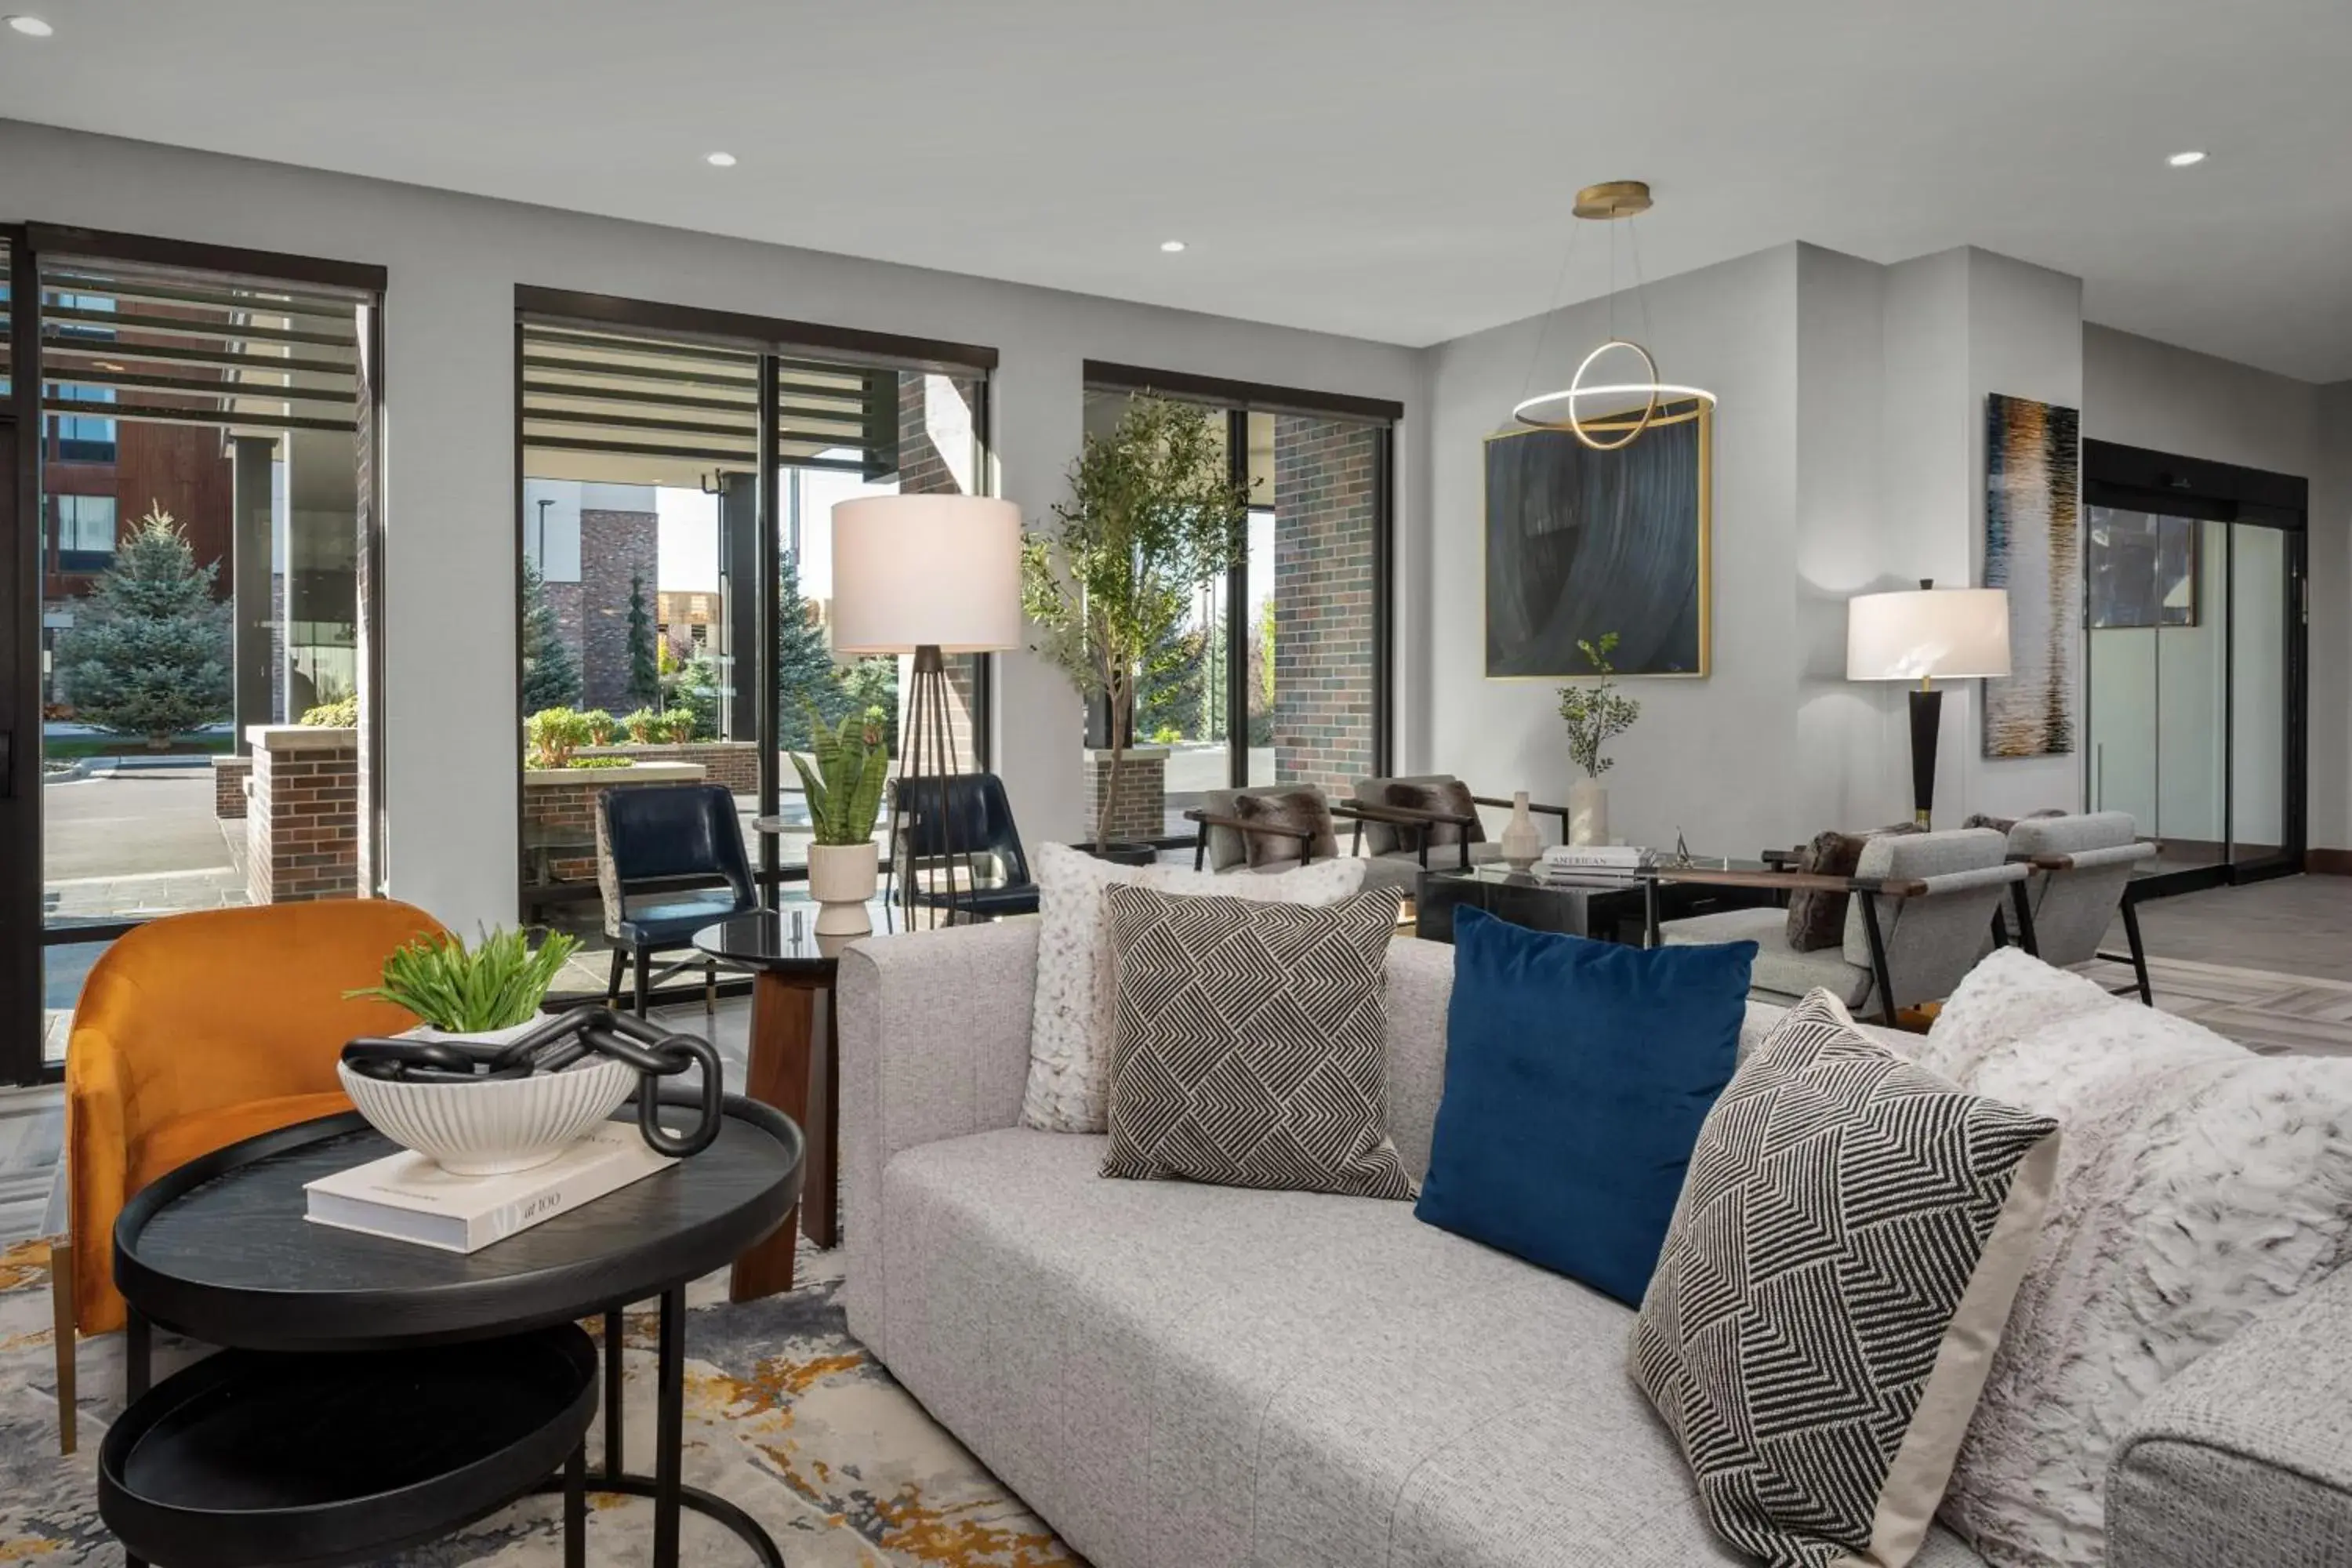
[1021, 842, 1367, 1132]
[1926, 949, 2352, 1568]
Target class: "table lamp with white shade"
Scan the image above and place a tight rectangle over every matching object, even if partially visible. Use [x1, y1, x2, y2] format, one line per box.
[1846, 581, 2012, 827]
[830, 494, 1024, 926]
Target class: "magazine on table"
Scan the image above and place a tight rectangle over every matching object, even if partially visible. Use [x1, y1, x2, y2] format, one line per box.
[305, 1122, 673, 1254]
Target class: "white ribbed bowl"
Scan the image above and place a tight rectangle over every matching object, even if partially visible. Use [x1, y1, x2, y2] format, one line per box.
[337, 1053, 638, 1177]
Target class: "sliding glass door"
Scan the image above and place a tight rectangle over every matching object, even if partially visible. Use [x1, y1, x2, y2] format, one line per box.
[2082, 441, 2307, 895]
[1080, 368, 1396, 843]
[0, 228, 386, 1085]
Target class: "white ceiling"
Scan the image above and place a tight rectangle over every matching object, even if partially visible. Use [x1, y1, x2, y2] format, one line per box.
[4, 0, 2349, 379]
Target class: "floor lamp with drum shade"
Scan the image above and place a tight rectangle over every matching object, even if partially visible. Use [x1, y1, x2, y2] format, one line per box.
[829, 495, 1024, 927]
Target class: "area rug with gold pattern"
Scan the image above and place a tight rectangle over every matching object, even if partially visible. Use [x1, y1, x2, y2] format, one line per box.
[0, 1239, 1078, 1566]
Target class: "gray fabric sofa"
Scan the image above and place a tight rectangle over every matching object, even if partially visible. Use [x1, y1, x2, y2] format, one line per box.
[838, 920, 2348, 1568]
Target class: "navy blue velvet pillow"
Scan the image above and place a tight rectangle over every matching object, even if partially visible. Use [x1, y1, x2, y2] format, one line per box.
[1415, 907, 1755, 1305]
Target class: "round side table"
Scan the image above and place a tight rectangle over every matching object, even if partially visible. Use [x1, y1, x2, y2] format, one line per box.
[112, 1095, 804, 1568]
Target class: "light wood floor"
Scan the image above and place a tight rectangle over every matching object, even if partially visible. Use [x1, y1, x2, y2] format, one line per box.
[2118, 873, 2352, 982]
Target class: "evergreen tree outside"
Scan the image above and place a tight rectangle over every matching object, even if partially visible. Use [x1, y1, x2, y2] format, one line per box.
[775, 550, 850, 750]
[55, 506, 231, 750]
[1136, 619, 1207, 743]
[624, 573, 660, 707]
[519, 558, 583, 710]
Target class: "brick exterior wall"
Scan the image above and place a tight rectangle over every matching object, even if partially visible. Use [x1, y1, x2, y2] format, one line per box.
[544, 579, 587, 691]
[572, 742, 757, 795]
[1272, 417, 1380, 794]
[245, 730, 361, 905]
[895, 373, 981, 770]
[521, 764, 710, 885]
[579, 509, 658, 713]
[212, 755, 252, 819]
[1084, 749, 1167, 844]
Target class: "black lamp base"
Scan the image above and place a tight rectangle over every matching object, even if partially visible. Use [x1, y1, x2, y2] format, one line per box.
[1907, 684, 1943, 828]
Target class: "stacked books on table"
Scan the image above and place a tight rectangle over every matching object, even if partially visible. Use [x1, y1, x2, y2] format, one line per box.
[305, 1122, 673, 1254]
[1539, 844, 1658, 884]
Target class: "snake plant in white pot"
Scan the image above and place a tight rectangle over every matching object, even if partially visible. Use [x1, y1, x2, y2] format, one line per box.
[793, 704, 889, 935]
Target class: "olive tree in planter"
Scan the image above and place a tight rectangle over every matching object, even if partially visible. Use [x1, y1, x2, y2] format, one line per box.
[1022, 394, 1250, 857]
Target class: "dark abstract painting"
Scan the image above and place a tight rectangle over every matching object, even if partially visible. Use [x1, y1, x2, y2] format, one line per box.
[2087, 506, 2198, 628]
[1483, 412, 1708, 678]
[1983, 393, 2081, 758]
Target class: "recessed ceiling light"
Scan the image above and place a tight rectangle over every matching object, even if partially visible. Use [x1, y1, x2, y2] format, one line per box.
[1160, 240, 1187, 253]
[5, 15, 54, 36]
[706, 151, 738, 168]
[2167, 150, 2207, 167]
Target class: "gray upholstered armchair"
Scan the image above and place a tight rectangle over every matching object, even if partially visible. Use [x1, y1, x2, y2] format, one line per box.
[1184, 784, 1341, 875]
[1344, 774, 1563, 894]
[1996, 811, 2160, 1004]
[1657, 828, 2028, 1025]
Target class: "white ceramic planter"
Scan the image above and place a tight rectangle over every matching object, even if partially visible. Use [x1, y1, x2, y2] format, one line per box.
[808, 840, 880, 936]
[1569, 778, 1610, 847]
[338, 1017, 636, 1176]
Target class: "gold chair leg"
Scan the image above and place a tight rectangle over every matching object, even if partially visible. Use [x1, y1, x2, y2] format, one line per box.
[50, 1240, 76, 1455]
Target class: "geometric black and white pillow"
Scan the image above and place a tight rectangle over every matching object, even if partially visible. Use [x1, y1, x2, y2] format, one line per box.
[1632, 990, 2060, 1568]
[1101, 882, 1414, 1200]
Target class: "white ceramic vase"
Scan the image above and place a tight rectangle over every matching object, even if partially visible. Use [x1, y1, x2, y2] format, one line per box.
[807, 840, 880, 936]
[1568, 777, 1610, 847]
[1498, 789, 1542, 870]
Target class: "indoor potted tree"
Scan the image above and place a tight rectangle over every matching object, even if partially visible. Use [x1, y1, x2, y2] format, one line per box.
[792, 704, 889, 935]
[1022, 394, 1250, 859]
[1555, 633, 1642, 846]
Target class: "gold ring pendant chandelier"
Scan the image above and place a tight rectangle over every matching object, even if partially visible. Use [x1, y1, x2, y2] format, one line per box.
[1512, 181, 1717, 452]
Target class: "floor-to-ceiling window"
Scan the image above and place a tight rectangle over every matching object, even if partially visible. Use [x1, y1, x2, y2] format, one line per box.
[2082, 439, 2307, 895]
[1, 230, 385, 1083]
[1079, 365, 1396, 842]
[513, 291, 993, 962]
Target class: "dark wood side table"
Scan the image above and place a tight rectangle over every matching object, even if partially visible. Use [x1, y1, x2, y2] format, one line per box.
[695, 910, 847, 1300]
[112, 1098, 804, 1568]
[1415, 860, 1780, 946]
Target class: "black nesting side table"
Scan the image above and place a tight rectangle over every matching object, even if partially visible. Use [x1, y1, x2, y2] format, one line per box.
[108, 1094, 805, 1568]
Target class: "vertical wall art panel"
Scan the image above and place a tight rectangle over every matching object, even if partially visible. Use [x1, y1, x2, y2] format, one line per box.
[1982, 394, 2080, 757]
[1483, 410, 1710, 678]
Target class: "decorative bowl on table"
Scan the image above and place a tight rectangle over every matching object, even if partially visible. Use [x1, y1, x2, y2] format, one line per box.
[336, 1047, 637, 1177]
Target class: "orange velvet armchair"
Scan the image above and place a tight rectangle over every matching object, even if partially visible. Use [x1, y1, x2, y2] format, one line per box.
[59, 899, 445, 1349]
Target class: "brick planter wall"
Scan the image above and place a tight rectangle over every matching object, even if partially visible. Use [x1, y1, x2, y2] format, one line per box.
[245, 726, 361, 905]
[522, 760, 710, 887]
[212, 755, 252, 819]
[1084, 747, 1167, 844]
[575, 741, 757, 795]
[1272, 416, 1381, 794]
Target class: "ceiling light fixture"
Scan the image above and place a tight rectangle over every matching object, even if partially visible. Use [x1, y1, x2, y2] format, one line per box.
[1160, 240, 1187, 253]
[1512, 180, 1717, 452]
[2166, 150, 2207, 167]
[5, 14, 54, 35]
[705, 151, 738, 168]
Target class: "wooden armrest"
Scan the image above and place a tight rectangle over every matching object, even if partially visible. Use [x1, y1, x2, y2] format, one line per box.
[1338, 800, 1478, 828]
[1653, 867, 1929, 898]
[1469, 795, 1570, 819]
[1181, 809, 1312, 843]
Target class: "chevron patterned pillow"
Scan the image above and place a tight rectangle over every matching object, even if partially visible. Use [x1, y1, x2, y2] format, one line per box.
[1632, 990, 2060, 1568]
[1100, 882, 1414, 1198]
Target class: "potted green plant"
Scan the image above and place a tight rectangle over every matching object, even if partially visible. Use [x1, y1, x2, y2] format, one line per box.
[1555, 633, 1642, 846]
[1022, 394, 1250, 859]
[790, 705, 888, 935]
[338, 927, 626, 1175]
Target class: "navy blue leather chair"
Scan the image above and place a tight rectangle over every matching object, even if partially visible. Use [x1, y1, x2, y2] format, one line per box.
[887, 772, 1040, 924]
[595, 782, 760, 1015]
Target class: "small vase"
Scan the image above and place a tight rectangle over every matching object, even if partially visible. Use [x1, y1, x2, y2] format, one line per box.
[1568, 778, 1610, 847]
[1499, 790, 1542, 871]
[807, 841, 880, 936]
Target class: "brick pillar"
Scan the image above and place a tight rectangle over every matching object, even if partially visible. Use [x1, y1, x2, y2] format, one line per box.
[1084, 747, 1167, 844]
[245, 726, 361, 905]
[579, 508, 658, 713]
[1272, 417, 1380, 794]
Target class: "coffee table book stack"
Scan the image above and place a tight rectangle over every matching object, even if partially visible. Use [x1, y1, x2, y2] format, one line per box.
[305, 1120, 673, 1252]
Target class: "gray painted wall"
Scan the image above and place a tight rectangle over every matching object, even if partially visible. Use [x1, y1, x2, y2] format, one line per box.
[0, 118, 1423, 932]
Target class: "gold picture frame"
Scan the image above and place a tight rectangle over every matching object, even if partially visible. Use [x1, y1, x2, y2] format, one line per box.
[1481, 404, 1711, 681]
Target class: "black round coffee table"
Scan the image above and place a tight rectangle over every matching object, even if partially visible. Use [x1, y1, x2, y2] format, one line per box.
[111, 1092, 804, 1568]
